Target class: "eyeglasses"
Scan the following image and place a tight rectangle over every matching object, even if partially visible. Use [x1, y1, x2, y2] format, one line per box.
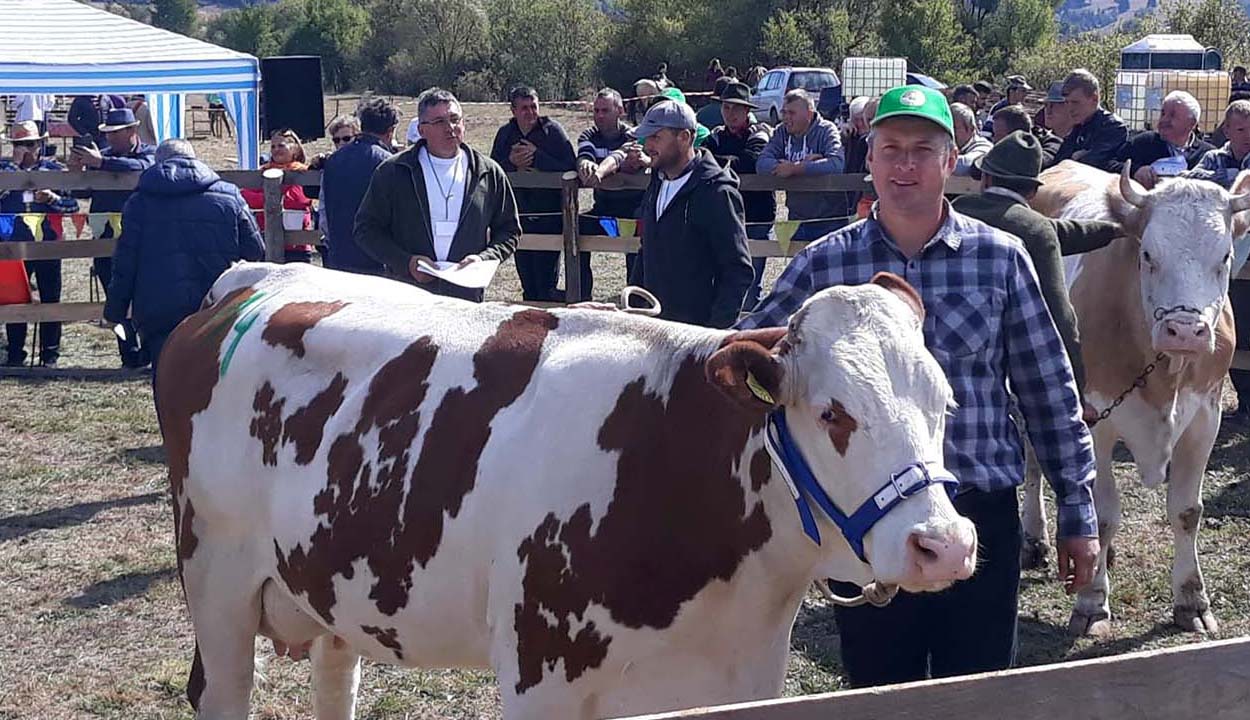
[419, 115, 464, 129]
[332, 135, 356, 145]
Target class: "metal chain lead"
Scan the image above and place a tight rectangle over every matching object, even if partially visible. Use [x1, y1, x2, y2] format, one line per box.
[1093, 352, 1166, 424]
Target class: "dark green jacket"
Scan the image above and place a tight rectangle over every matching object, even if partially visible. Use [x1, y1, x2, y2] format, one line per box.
[354, 140, 521, 301]
[952, 190, 1120, 391]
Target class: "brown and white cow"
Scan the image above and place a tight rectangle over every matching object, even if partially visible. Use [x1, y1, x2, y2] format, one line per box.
[157, 262, 976, 720]
[1027, 161, 1249, 636]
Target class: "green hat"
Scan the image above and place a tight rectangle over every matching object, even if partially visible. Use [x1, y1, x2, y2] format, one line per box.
[971, 130, 1044, 188]
[661, 86, 686, 104]
[871, 85, 954, 138]
[694, 123, 709, 147]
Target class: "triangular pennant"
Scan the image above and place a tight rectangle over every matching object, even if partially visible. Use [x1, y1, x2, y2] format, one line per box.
[70, 213, 87, 236]
[47, 214, 63, 240]
[598, 217, 620, 237]
[617, 218, 637, 237]
[0, 215, 13, 241]
[109, 213, 123, 237]
[87, 213, 109, 238]
[20, 214, 43, 242]
[774, 220, 800, 256]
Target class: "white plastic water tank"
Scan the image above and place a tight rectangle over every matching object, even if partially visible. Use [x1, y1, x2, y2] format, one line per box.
[841, 57, 908, 99]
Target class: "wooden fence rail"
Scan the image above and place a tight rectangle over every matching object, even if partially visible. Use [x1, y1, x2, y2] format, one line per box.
[0, 168, 1247, 370]
[616, 636, 1250, 720]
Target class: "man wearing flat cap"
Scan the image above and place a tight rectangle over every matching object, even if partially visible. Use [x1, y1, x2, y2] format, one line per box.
[630, 99, 753, 328]
[984, 75, 1033, 135]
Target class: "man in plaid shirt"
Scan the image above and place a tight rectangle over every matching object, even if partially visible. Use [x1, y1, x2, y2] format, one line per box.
[739, 86, 1099, 686]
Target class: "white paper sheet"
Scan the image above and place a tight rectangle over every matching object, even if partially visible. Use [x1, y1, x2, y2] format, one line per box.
[416, 258, 501, 289]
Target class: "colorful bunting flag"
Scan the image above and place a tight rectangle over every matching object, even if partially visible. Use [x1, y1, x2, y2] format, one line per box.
[20, 214, 43, 242]
[598, 217, 620, 237]
[109, 213, 123, 237]
[773, 220, 800, 256]
[0, 215, 13, 241]
[87, 213, 109, 238]
[617, 218, 637, 238]
[70, 213, 87, 236]
[48, 214, 64, 240]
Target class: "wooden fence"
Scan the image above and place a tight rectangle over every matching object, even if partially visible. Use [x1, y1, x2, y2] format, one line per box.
[0, 169, 1247, 372]
[616, 635, 1250, 720]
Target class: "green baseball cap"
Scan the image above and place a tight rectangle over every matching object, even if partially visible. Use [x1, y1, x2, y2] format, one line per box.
[871, 85, 954, 138]
[661, 86, 686, 104]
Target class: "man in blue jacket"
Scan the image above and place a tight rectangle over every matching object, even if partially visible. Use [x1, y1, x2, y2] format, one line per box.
[490, 86, 576, 301]
[104, 139, 264, 370]
[321, 97, 397, 274]
[1, 121, 79, 367]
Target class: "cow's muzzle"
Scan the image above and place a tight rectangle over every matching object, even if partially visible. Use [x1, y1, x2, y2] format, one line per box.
[1152, 307, 1212, 355]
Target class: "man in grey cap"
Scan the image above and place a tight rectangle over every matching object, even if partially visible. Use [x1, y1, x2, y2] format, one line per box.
[629, 99, 753, 328]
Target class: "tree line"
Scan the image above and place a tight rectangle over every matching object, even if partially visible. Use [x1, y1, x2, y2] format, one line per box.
[111, 0, 1250, 109]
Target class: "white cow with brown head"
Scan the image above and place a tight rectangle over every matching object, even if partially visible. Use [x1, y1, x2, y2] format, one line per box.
[1028, 161, 1249, 636]
[160, 263, 976, 719]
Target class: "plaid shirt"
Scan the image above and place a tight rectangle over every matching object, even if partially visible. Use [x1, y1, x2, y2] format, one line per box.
[739, 206, 1097, 538]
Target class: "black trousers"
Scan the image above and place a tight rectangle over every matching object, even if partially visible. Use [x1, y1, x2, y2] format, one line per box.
[514, 249, 561, 301]
[5, 258, 62, 364]
[1230, 280, 1250, 409]
[833, 488, 1022, 687]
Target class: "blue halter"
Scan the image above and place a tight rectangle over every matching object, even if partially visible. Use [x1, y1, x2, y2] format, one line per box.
[763, 409, 958, 563]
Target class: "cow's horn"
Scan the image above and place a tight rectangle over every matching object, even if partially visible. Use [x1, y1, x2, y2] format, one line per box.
[1120, 163, 1148, 208]
[1230, 190, 1250, 214]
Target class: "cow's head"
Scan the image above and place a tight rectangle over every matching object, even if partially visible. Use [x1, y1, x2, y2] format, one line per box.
[1117, 165, 1250, 356]
[708, 274, 976, 593]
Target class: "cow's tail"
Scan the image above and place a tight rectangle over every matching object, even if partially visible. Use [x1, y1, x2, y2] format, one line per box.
[187, 643, 206, 710]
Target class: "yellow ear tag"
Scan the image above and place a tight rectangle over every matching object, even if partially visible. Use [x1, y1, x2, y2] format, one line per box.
[746, 371, 775, 405]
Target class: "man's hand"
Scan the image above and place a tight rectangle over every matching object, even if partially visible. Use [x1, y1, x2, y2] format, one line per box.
[1133, 165, 1158, 189]
[33, 190, 58, 205]
[773, 161, 802, 178]
[622, 143, 650, 172]
[510, 140, 536, 170]
[408, 255, 437, 284]
[456, 254, 481, 268]
[577, 159, 599, 186]
[1058, 536, 1100, 594]
[71, 145, 104, 169]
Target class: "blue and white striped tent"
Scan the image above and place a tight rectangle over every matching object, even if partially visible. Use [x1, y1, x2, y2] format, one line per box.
[0, 0, 261, 168]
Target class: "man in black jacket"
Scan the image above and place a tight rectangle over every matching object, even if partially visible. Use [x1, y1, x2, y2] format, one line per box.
[1109, 90, 1213, 188]
[703, 82, 774, 310]
[1046, 69, 1128, 172]
[490, 86, 576, 301]
[321, 97, 397, 274]
[356, 88, 521, 303]
[630, 100, 752, 328]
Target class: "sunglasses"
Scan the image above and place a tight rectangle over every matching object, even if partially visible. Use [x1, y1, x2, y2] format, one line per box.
[332, 135, 356, 145]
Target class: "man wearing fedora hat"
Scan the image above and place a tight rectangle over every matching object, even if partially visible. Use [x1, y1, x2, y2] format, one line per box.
[953, 131, 1121, 396]
[741, 86, 1101, 687]
[68, 106, 155, 367]
[1, 121, 80, 367]
[703, 81, 775, 310]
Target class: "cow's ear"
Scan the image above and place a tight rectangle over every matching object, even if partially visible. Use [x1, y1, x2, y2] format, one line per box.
[706, 339, 785, 412]
[870, 272, 924, 324]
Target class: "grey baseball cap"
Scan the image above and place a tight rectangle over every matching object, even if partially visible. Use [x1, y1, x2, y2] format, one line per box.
[634, 100, 697, 139]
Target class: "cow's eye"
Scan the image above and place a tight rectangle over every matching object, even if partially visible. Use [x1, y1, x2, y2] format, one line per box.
[820, 407, 837, 424]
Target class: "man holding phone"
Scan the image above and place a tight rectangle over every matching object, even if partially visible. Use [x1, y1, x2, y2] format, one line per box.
[67, 107, 154, 367]
[1, 121, 79, 367]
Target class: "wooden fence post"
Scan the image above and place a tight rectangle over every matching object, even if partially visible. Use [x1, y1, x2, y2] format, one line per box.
[561, 170, 582, 302]
[262, 168, 286, 263]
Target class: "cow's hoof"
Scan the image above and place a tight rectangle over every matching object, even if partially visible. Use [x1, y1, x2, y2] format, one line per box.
[1067, 609, 1113, 638]
[1020, 536, 1050, 570]
[1174, 607, 1220, 635]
